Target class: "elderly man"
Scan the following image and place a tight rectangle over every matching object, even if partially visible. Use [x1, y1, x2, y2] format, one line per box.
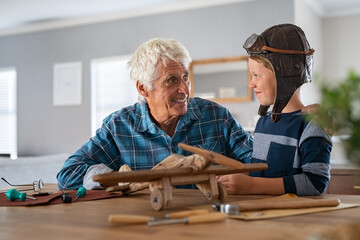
[56, 38, 253, 190]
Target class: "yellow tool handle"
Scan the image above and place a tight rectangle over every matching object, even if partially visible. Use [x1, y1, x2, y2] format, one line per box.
[108, 214, 150, 224]
[187, 212, 226, 224]
[166, 209, 209, 219]
[239, 198, 341, 212]
[178, 143, 244, 169]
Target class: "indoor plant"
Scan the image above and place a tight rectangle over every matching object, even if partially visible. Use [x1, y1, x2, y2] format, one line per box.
[315, 70, 360, 165]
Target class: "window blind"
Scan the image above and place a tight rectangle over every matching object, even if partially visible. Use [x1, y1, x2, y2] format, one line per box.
[91, 56, 138, 136]
[0, 68, 17, 159]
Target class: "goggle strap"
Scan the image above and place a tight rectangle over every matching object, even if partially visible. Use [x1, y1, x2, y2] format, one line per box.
[262, 46, 315, 55]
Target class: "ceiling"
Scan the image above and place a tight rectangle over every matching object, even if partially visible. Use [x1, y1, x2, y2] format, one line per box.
[0, 0, 360, 36]
[308, 0, 360, 16]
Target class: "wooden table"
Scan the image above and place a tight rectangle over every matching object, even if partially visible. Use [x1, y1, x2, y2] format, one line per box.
[327, 164, 360, 194]
[0, 185, 359, 240]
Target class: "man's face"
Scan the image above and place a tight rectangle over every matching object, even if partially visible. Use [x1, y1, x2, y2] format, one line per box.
[145, 60, 190, 123]
[248, 58, 276, 106]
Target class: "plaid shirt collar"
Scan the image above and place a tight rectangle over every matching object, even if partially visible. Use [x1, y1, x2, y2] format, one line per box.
[134, 98, 202, 133]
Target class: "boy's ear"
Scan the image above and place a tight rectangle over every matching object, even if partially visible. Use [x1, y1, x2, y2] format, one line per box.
[136, 81, 148, 97]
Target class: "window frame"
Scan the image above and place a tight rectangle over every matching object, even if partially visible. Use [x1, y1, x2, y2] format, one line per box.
[0, 67, 17, 159]
[90, 55, 138, 136]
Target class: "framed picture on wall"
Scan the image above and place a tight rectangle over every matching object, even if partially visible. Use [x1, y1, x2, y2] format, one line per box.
[53, 61, 82, 106]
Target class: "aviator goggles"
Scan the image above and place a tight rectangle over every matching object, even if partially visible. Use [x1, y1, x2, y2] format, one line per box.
[243, 33, 315, 55]
[1, 177, 44, 193]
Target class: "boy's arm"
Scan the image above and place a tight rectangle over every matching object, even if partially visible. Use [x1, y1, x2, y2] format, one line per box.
[284, 137, 331, 196]
[250, 176, 285, 194]
[217, 174, 284, 195]
[282, 120, 332, 196]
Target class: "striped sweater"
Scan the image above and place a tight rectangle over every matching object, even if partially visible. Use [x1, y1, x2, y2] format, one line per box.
[250, 110, 332, 195]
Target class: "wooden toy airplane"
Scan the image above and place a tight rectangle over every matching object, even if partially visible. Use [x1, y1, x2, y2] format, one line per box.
[93, 143, 267, 211]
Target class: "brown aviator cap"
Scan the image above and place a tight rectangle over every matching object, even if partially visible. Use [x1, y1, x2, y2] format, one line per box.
[243, 24, 314, 122]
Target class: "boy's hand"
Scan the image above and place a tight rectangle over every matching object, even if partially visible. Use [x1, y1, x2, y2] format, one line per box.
[217, 174, 285, 195]
[216, 173, 253, 195]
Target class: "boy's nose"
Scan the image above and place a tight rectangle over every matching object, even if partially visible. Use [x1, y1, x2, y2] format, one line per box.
[249, 79, 256, 88]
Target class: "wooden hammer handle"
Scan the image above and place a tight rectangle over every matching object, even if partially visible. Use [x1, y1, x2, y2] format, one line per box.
[239, 198, 341, 212]
[166, 209, 209, 219]
[108, 214, 150, 224]
[187, 212, 227, 224]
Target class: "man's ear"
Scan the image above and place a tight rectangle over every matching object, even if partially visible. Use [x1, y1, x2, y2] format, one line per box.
[136, 81, 148, 97]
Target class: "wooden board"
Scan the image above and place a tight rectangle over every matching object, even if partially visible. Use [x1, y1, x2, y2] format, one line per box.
[191, 194, 359, 220]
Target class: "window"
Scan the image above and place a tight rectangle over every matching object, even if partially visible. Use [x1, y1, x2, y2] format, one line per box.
[91, 55, 138, 136]
[0, 68, 17, 159]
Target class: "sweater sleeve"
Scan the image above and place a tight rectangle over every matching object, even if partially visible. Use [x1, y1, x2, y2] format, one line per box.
[283, 135, 332, 195]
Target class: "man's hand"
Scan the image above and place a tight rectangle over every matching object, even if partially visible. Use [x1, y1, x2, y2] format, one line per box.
[301, 103, 320, 114]
[302, 104, 335, 136]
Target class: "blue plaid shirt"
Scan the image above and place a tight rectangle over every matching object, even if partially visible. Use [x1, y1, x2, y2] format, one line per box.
[57, 97, 253, 189]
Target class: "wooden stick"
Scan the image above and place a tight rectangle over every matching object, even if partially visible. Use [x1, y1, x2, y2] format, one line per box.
[94, 163, 268, 187]
[178, 143, 244, 169]
[238, 198, 341, 212]
[93, 167, 193, 184]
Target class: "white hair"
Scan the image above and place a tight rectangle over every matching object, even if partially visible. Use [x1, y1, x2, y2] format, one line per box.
[128, 38, 192, 102]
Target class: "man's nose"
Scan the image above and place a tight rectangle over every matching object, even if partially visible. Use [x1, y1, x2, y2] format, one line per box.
[178, 79, 190, 94]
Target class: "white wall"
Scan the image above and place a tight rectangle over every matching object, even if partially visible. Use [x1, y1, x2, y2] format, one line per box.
[295, 0, 360, 164]
[323, 14, 360, 84]
[322, 13, 360, 164]
[1, 0, 358, 159]
[0, 0, 294, 156]
[294, 0, 323, 105]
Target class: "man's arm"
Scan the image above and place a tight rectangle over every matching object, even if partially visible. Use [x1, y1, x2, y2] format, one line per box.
[56, 124, 120, 190]
[302, 104, 334, 136]
[223, 109, 253, 163]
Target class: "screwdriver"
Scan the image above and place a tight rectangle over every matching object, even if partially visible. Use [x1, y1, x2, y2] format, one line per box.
[74, 187, 86, 201]
[148, 212, 226, 226]
[6, 189, 37, 201]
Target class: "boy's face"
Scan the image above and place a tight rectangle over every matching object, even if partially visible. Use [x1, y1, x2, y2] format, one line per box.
[248, 58, 276, 106]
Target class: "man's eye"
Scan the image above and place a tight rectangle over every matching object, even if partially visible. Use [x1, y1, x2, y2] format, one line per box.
[167, 77, 177, 84]
[183, 75, 189, 82]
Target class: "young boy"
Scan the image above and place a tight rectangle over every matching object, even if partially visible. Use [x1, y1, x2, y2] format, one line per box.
[217, 24, 332, 196]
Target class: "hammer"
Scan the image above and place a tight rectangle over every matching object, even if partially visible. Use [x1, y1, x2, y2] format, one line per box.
[212, 198, 341, 214]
